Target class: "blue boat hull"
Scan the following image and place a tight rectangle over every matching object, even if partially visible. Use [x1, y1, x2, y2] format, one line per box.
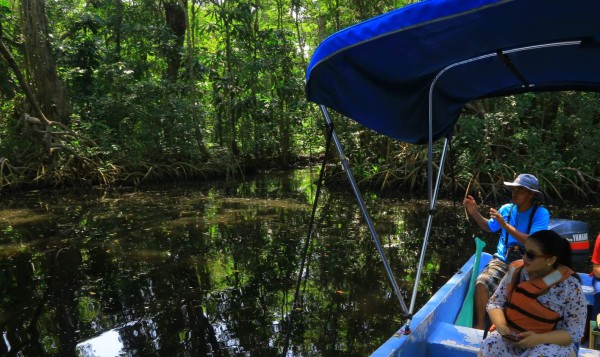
[372, 253, 599, 356]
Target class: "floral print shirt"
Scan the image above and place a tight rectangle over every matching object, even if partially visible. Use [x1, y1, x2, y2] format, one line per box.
[481, 268, 587, 357]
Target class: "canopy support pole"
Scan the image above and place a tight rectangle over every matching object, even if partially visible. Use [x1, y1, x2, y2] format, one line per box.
[405, 68, 453, 329]
[319, 105, 409, 316]
[407, 137, 449, 318]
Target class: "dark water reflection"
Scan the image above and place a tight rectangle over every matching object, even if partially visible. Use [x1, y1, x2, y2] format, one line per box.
[1, 169, 599, 356]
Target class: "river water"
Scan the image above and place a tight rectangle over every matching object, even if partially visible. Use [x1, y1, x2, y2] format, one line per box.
[1, 169, 599, 356]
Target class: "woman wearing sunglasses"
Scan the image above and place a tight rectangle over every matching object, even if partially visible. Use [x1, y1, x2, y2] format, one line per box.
[479, 230, 587, 357]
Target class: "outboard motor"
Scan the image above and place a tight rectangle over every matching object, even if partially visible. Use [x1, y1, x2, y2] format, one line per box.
[549, 219, 589, 270]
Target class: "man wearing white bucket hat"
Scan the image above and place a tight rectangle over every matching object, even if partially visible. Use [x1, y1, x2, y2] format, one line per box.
[463, 173, 550, 330]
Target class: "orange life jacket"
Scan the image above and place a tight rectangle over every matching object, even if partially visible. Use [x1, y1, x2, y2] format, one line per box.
[504, 260, 575, 334]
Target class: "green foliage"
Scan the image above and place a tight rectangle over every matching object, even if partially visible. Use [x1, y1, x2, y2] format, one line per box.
[328, 91, 600, 203]
[451, 92, 600, 202]
[0, 0, 599, 201]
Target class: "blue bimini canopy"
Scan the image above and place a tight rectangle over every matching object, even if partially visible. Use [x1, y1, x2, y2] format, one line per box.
[306, 0, 600, 144]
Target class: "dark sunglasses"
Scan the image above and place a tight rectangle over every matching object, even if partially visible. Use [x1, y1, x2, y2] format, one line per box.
[523, 250, 552, 260]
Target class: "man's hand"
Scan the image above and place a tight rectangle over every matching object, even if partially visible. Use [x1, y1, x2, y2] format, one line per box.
[489, 208, 507, 227]
[463, 195, 478, 215]
[463, 195, 492, 232]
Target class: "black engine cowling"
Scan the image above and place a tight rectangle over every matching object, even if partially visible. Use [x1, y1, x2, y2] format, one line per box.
[549, 218, 589, 270]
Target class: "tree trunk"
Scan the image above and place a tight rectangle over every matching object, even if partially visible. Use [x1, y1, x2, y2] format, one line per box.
[184, 1, 209, 160]
[164, 0, 187, 81]
[114, 0, 124, 60]
[21, 0, 71, 123]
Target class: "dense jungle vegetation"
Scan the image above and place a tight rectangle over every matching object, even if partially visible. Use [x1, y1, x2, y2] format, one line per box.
[1, 0, 599, 202]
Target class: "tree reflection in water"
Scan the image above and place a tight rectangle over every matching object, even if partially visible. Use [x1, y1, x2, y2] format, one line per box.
[0, 170, 598, 356]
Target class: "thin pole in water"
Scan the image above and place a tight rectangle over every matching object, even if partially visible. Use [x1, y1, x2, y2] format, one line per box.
[319, 105, 409, 315]
[281, 120, 334, 356]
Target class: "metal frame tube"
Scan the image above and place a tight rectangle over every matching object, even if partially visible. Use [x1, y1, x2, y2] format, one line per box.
[406, 40, 582, 318]
[310, 40, 583, 331]
[320, 105, 409, 315]
[408, 137, 449, 316]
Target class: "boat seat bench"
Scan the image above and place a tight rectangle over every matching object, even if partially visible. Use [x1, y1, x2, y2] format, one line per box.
[427, 322, 600, 356]
[426, 280, 598, 356]
[372, 257, 600, 356]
